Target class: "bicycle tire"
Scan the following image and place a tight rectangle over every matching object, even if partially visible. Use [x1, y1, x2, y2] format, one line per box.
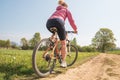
[66, 44, 78, 66]
[32, 38, 55, 77]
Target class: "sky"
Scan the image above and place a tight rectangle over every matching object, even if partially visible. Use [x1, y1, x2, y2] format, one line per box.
[0, 0, 120, 47]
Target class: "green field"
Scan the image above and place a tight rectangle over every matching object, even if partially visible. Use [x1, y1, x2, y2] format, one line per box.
[0, 49, 99, 80]
[108, 50, 120, 55]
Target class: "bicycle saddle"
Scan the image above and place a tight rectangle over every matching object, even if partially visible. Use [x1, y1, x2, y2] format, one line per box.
[50, 27, 57, 32]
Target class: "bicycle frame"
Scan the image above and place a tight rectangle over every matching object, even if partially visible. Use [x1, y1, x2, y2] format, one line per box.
[43, 31, 59, 59]
[43, 30, 74, 60]
[50, 32, 59, 59]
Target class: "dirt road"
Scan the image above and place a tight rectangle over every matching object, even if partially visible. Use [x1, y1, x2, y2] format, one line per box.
[41, 53, 120, 80]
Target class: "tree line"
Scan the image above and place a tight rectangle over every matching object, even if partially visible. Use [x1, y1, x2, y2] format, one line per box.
[0, 40, 18, 49]
[20, 28, 117, 52]
[0, 28, 117, 52]
[20, 32, 41, 50]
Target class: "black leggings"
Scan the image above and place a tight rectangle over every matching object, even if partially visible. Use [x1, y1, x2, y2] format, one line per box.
[46, 18, 66, 40]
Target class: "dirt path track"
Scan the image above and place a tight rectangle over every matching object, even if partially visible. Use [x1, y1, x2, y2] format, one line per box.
[41, 53, 120, 80]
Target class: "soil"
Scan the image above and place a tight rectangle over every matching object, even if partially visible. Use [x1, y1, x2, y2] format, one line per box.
[40, 53, 120, 80]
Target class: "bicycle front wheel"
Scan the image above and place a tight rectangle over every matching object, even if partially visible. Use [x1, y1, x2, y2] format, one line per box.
[32, 38, 55, 77]
[66, 44, 78, 66]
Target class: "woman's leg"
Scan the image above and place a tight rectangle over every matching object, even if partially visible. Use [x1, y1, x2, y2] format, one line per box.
[61, 40, 67, 67]
[61, 40, 67, 61]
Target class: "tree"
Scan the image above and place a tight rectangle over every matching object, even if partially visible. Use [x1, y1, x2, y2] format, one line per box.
[0, 39, 10, 48]
[29, 32, 41, 49]
[6, 39, 10, 49]
[21, 38, 28, 50]
[71, 38, 77, 45]
[0, 40, 6, 48]
[92, 28, 116, 52]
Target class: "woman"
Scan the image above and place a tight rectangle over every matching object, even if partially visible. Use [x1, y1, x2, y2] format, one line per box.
[46, 0, 77, 67]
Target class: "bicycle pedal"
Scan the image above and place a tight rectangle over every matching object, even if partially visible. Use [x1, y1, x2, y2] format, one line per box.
[44, 54, 51, 62]
[50, 70, 56, 74]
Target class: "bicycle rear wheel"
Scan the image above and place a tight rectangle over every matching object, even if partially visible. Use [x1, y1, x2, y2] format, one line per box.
[66, 44, 78, 66]
[32, 38, 55, 77]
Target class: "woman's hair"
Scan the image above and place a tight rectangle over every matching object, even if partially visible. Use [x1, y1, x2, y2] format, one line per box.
[58, 0, 68, 8]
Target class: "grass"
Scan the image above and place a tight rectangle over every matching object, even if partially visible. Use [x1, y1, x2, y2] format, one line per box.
[0, 49, 33, 80]
[107, 50, 120, 55]
[0, 49, 99, 80]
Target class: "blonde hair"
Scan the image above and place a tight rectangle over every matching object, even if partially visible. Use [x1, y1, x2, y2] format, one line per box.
[58, 0, 68, 8]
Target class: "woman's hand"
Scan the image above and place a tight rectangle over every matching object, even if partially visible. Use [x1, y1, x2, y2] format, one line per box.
[74, 30, 78, 34]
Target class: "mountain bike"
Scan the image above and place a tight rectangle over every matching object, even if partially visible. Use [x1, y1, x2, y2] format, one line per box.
[32, 27, 78, 77]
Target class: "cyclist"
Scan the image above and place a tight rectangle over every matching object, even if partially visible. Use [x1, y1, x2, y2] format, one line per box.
[46, 0, 77, 67]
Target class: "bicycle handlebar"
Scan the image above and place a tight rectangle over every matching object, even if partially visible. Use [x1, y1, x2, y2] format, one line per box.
[66, 31, 76, 34]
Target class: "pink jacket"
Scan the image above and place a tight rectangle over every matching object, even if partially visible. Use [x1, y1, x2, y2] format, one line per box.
[49, 6, 77, 31]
